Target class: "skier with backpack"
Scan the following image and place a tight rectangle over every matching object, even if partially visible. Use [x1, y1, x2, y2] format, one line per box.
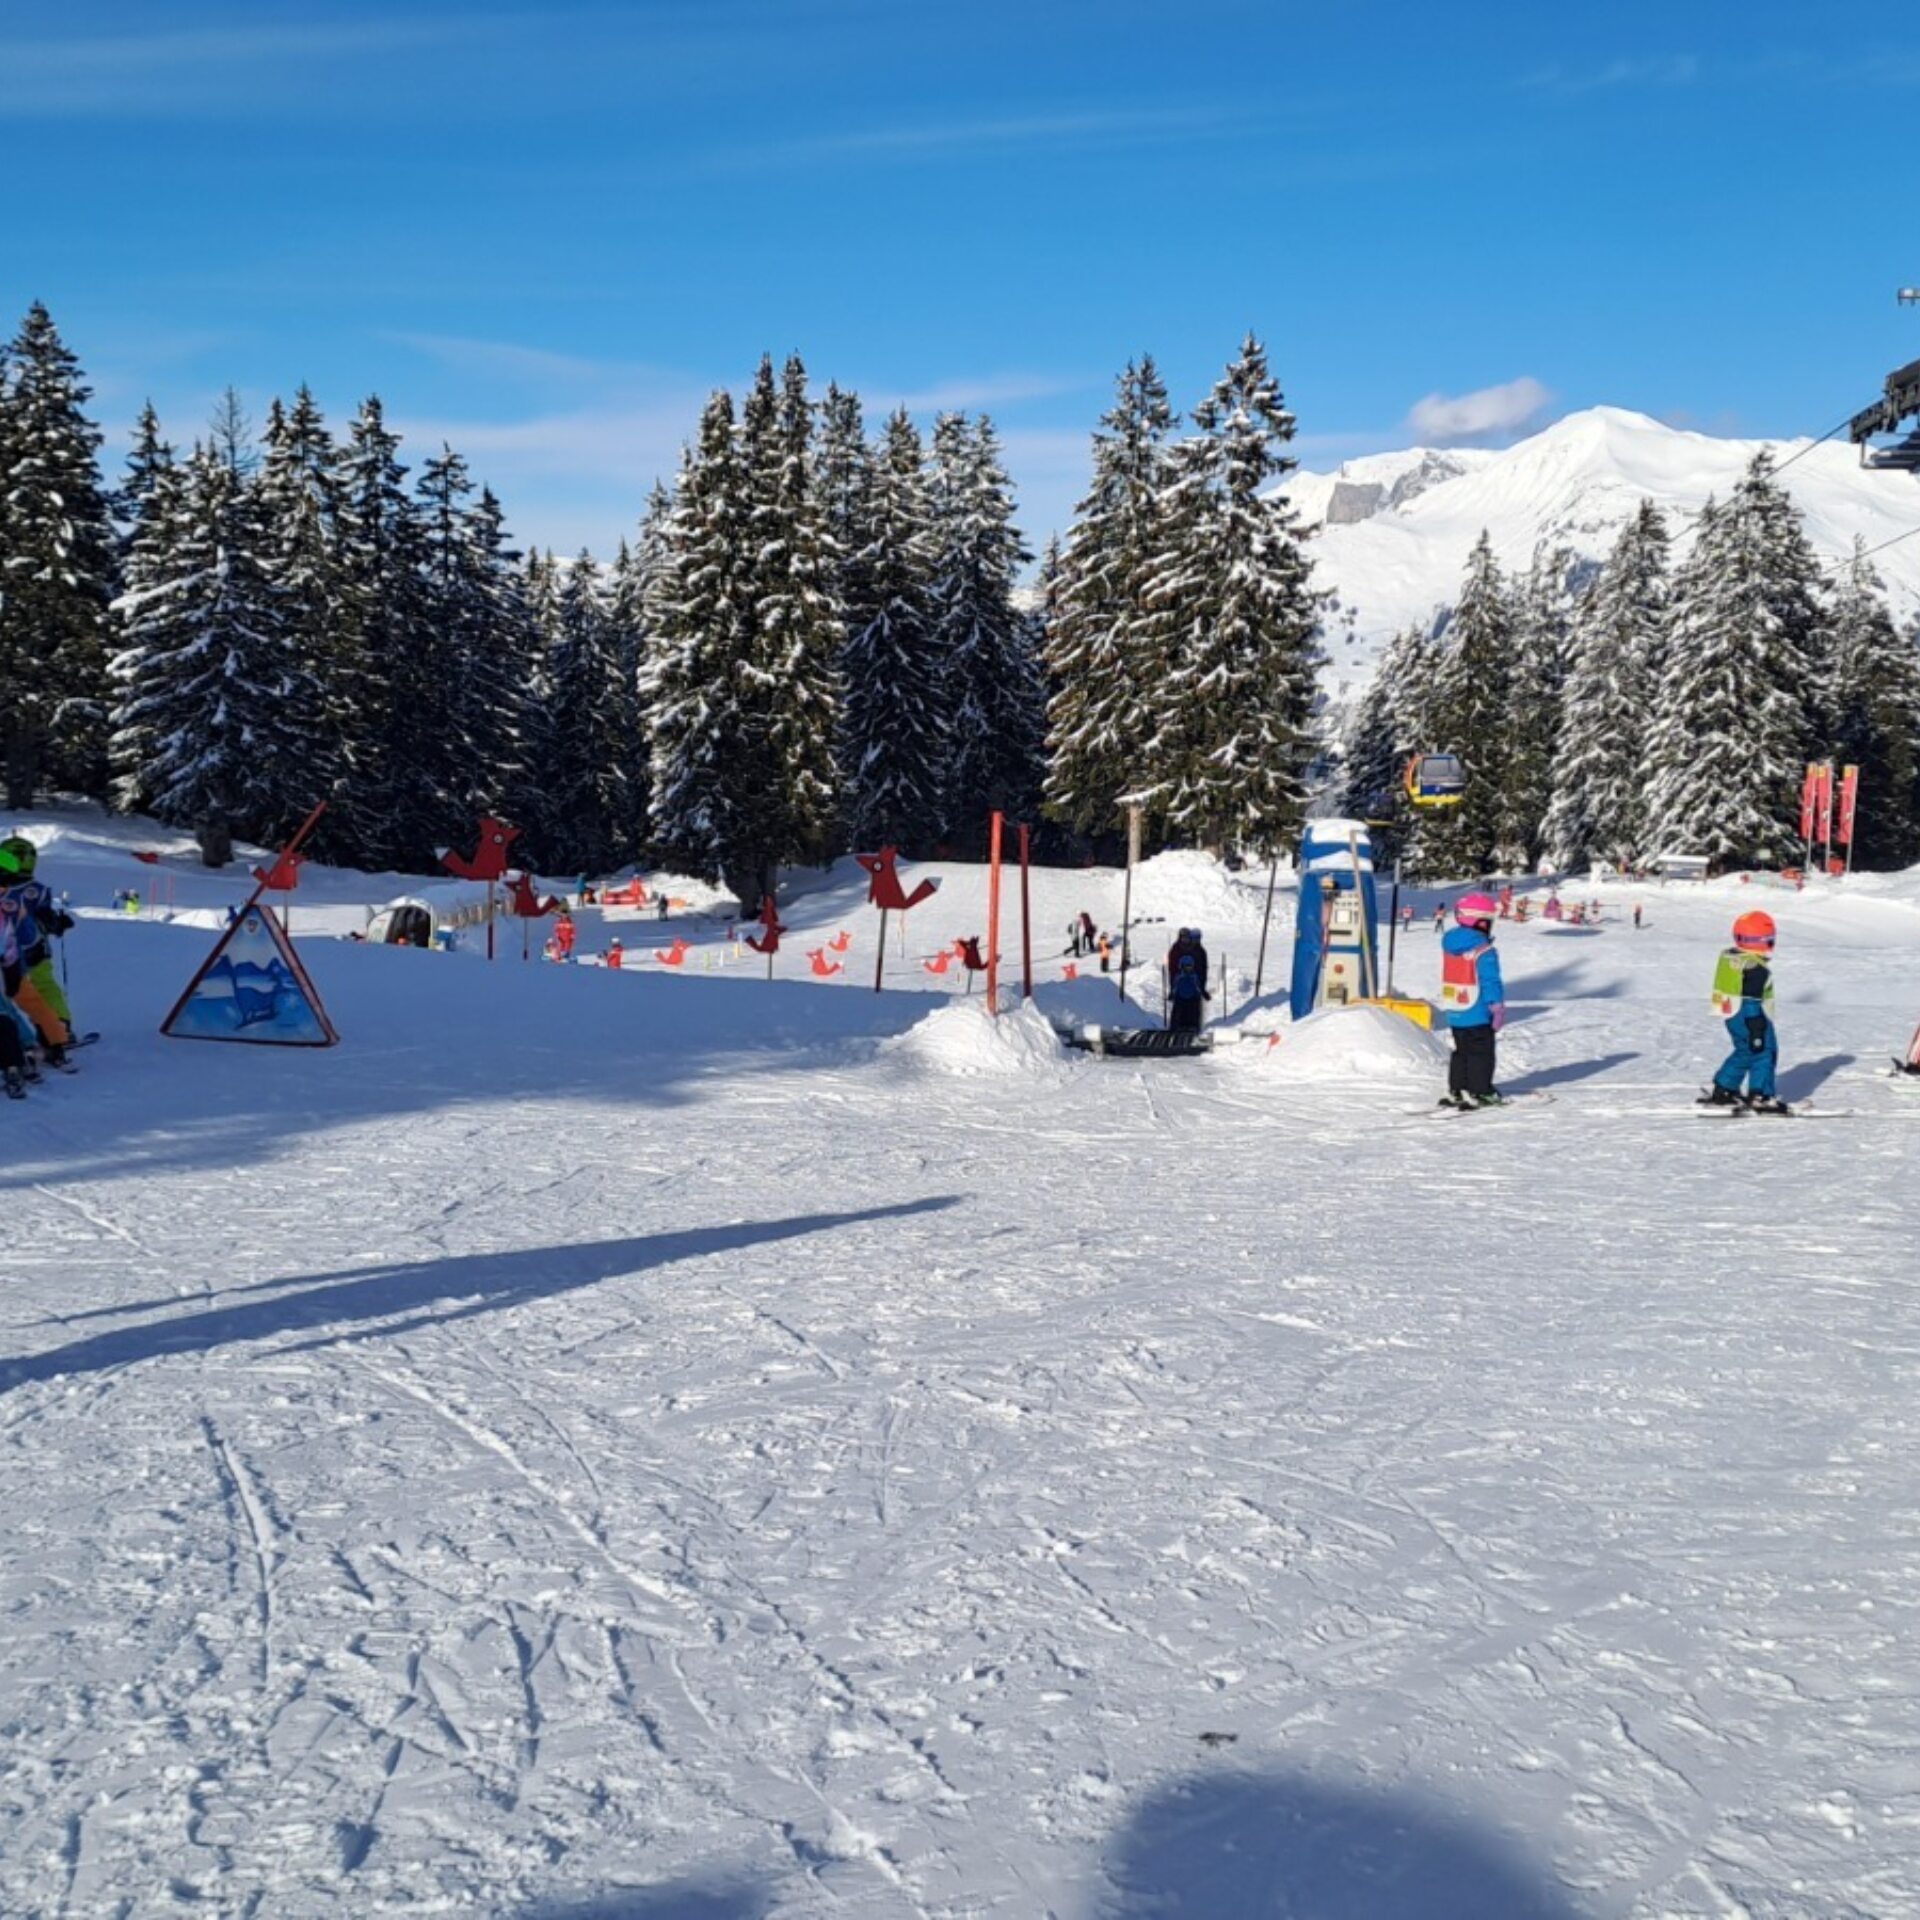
[0, 837, 76, 1068]
[1165, 927, 1212, 1033]
[1701, 911, 1790, 1113]
[1, 911, 35, 1096]
[1437, 892, 1507, 1108]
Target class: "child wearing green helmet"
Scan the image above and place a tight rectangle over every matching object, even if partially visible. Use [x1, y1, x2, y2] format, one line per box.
[0, 835, 77, 1062]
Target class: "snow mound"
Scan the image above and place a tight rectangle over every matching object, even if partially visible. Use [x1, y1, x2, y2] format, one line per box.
[883, 998, 1076, 1079]
[1262, 1004, 1446, 1085]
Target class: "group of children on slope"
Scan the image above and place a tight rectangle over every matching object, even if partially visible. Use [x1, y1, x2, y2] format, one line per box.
[1437, 893, 1807, 1114]
[0, 836, 81, 1100]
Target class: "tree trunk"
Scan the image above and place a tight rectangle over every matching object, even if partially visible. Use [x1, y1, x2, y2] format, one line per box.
[197, 822, 234, 868]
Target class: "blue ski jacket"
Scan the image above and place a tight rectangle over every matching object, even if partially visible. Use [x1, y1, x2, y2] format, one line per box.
[1440, 924, 1505, 1028]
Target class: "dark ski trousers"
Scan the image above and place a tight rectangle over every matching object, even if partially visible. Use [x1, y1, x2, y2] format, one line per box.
[1448, 1023, 1496, 1099]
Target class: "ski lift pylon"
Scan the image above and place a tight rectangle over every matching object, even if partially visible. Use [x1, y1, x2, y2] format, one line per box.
[1405, 751, 1467, 810]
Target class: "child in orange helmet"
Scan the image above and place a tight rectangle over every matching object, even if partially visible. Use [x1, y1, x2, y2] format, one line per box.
[1701, 911, 1788, 1113]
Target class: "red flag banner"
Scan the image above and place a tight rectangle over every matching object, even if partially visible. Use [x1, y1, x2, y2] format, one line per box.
[1816, 763, 1835, 846]
[1798, 763, 1818, 842]
[1839, 765, 1860, 847]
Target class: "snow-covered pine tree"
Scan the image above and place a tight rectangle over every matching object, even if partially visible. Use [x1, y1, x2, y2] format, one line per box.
[1543, 502, 1669, 871]
[928, 412, 1043, 849]
[515, 548, 562, 853]
[1642, 478, 1818, 868]
[718, 353, 841, 907]
[331, 397, 446, 868]
[1340, 621, 1438, 854]
[606, 525, 657, 857]
[1500, 544, 1579, 871]
[1043, 357, 1173, 839]
[107, 444, 318, 859]
[418, 449, 533, 828]
[538, 552, 633, 874]
[115, 402, 174, 556]
[838, 409, 947, 851]
[816, 383, 876, 640]
[1128, 335, 1321, 854]
[1415, 531, 1516, 879]
[0, 302, 117, 804]
[1827, 538, 1920, 868]
[1734, 450, 1831, 745]
[644, 390, 750, 876]
[255, 389, 346, 829]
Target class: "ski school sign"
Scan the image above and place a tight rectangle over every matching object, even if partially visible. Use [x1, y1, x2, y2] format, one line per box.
[160, 803, 340, 1048]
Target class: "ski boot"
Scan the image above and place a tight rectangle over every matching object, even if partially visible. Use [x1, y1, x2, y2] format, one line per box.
[1437, 1092, 1467, 1109]
[1697, 1085, 1746, 1110]
[41, 1041, 76, 1075]
[1745, 1094, 1794, 1116]
[4, 1066, 25, 1101]
[1470, 1090, 1509, 1109]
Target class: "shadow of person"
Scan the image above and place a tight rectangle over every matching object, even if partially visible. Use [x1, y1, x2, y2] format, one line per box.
[1773, 1051, 1855, 1102]
[1502, 1049, 1639, 1093]
[1097, 1767, 1588, 1920]
[519, 1876, 769, 1920]
[2, 1198, 962, 1394]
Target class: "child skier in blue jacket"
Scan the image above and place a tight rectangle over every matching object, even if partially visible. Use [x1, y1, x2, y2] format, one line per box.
[1438, 892, 1506, 1107]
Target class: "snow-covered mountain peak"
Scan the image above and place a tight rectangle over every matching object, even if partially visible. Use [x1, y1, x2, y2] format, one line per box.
[1288, 406, 1920, 703]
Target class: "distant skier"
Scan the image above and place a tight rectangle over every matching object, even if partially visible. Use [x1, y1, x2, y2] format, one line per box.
[607, 937, 624, 970]
[1066, 917, 1082, 957]
[1543, 892, 1564, 922]
[1078, 910, 1096, 954]
[1167, 927, 1210, 994]
[1633, 903, 1644, 930]
[656, 893, 670, 922]
[1438, 892, 1506, 1108]
[1097, 931, 1113, 974]
[1431, 903, 1446, 935]
[553, 909, 577, 962]
[1701, 912, 1789, 1112]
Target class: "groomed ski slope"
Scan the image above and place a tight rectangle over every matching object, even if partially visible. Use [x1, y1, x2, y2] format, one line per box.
[5, 813, 1920, 1919]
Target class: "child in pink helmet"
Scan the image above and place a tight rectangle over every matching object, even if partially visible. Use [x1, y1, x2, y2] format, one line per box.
[1438, 892, 1507, 1108]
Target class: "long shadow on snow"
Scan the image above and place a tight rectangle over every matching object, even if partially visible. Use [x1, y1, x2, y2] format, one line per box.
[0, 1200, 960, 1393]
[1095, 1766, 1590, 1919]
[1774, 1050, 1857, 1102]
[0, 923, 944, 1193]
[519, 1880, 769, 1920]
[1502, 1050, 1639, 1095]
[510, 1765, 1589, 1919]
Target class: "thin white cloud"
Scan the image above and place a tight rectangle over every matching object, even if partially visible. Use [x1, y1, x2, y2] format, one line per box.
[1519, 54, 1700, 95]
[0, 18, 517, 113]
[380, 331, 650, 389]
[702, 104, 1237, 171]
[866, 373, 1093, 414]
[1406, 377, 1554, 445]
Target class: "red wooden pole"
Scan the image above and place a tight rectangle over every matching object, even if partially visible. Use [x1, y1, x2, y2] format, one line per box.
[1018, 822, 1033, 1000]
[986, 811, 1004, 1014]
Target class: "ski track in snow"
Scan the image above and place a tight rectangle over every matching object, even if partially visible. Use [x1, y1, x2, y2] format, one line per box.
[4, 821, 1920, 1915]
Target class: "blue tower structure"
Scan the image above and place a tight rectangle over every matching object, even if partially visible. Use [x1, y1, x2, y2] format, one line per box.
[1288, 820, 1381, 1020]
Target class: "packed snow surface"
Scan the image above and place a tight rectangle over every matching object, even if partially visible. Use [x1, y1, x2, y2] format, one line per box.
[5, 808, 1920, 1917]
[1257, 1002, 1448, 1085]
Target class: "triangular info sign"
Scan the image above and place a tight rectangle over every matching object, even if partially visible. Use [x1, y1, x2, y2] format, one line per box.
[161, 905, 339, 1047]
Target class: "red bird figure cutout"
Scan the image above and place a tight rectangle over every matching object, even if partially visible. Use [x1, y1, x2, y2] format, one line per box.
[656, 938, 691, 966]
[922, 950, 954, 976]
[1062, 962, 1079, 980]
[442, 817, 520, 883]
[744, 897, 787, 956]
[503, 872, 562, 918]
[855, 847, 940, 913]
[828, 929, 852, 953]
[808, 947, 844, 978]
[251, 850, 306, 892]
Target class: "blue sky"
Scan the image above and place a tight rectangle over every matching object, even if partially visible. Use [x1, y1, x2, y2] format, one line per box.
[4, 0, 1917, 556]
